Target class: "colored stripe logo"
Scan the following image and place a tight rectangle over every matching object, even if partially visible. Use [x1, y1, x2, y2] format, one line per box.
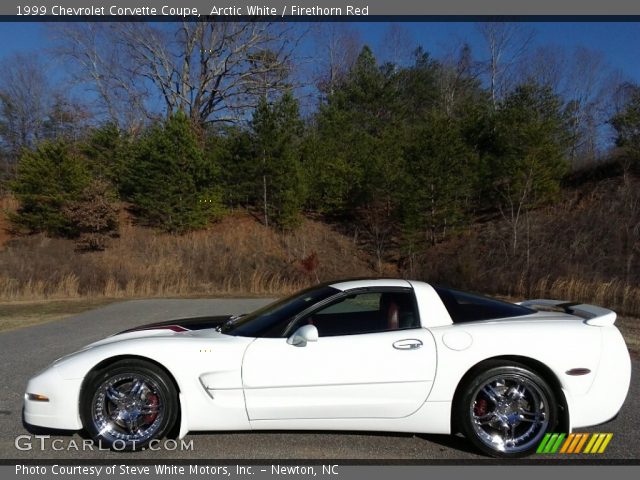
[537, 433, 613, 454]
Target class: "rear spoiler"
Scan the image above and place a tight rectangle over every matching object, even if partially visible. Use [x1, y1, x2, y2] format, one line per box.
[517, 299, 617, 327]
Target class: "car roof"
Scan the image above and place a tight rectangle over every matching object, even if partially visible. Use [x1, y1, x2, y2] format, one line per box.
[329, 278, 414, 291]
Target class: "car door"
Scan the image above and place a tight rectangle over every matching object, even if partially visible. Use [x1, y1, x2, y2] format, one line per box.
[241, 289, 437, 420]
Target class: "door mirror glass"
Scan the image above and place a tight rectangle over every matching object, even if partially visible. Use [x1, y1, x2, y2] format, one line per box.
[286, 324, 318, 347]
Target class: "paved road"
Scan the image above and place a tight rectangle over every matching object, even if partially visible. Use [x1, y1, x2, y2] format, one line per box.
[0, 299, 637, 460]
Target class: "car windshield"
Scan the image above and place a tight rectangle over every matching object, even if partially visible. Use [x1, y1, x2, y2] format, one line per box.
[218, 285, 339, 337]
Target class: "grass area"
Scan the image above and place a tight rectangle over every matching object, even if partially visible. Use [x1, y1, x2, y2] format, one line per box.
[0, 298, 117, 332]
[0, 214, 381, 301]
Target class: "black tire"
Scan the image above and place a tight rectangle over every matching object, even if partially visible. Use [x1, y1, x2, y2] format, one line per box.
[456, 360, 558, 458]
[80, 359, 178, 451]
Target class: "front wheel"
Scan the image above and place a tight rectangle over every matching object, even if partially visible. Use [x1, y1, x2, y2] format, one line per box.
[80, 359, 178, 451]
[457, 361, 558, 457]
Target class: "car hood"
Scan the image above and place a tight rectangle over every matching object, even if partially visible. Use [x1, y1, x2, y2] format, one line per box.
[116, 314, 233, 334]
[75, 315, 236, 352]
[49, 314, 254, 382]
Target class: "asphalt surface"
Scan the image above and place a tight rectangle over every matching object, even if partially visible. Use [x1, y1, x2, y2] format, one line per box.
[0, 299, 637, 461]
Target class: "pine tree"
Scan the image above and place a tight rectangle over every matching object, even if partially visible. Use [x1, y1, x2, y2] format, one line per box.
[209, 126, 257, 208]
[311, 46, 405, 214]
[484, 83, 570, 253]
[10, 140, 91, 236]
[251, 92, 306, 229]
[124, 113, 223, 233]
[81, 123, 131, 192]
[611, 84, 640, 166]
[400, 114, 477, 247]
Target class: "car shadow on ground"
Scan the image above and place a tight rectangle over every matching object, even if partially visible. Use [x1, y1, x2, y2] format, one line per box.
[21, 402, 482, 458]
[185, 429, 483, 458]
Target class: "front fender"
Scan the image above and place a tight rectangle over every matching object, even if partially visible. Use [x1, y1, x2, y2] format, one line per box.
[25, 334, 254, 433]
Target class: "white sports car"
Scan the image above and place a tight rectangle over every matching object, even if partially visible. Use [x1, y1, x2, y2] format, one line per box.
[24, 279, 631, 457]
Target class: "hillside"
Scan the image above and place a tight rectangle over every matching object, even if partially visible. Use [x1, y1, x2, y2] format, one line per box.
[0, 168, 638, 318]
[409, 167, 640, 317]
[0, 209, 391, 301]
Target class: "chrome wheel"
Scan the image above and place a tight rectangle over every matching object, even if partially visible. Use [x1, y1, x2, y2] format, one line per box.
[82, 360, 178, 450]
[91, 372, 165, 444]
[469, 373, 549, 454]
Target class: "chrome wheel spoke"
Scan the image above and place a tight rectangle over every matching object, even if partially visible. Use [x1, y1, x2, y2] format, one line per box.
[469, 372, 550, 454]
[482, 384, 503, 404]
[106, 386, 125, 405]
[125, 415, 141, 434]
[475, 412, 498, 426]
[507, 384, 525, 400]
[518, 409, 543, 423]
[92, 372, 164, 443]
[128, 378, 144, 398]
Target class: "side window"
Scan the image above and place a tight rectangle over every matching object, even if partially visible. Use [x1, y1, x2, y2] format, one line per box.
[318, 292, 380, 315]
[294, 290, 420, 337]
[434, 286, 534, 323]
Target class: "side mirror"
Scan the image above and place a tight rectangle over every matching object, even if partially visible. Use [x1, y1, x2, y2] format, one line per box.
[286, 324, 318, 347]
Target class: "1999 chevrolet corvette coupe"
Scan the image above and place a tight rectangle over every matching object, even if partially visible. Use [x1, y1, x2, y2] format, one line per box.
[24, 279, 631, 457]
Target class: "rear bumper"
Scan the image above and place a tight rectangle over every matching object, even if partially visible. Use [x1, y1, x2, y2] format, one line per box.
[567, 326, 631, 429]
[23, 366, 83, 430]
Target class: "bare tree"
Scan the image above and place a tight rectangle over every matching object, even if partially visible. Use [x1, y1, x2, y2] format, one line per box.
[50, 23, 149, 134]
[476, 22, 535, 106]
[53, 21, 301, 127]
[436, 42, 482, 117]
[561, 47, 609, 166]
[0, 54, 51, 156]
[312, 23, 362, 98]
[518, 45, 616, 169]
[358, 201, 395, 274]
[0, 52, 92, 178]
[517, 45, 565, 92]
[379, 23, 414, 67]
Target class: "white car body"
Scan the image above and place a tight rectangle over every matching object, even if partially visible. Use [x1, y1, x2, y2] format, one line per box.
[24, 279, 631, 454]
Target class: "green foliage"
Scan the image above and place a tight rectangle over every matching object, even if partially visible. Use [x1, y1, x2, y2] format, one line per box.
[611, 85, 640, 163]
[398, 47, 440, 121]
[302, 130, 355, 214]
[81, 123, 131, 191]
[10, 141, 91, 236]
[251, 92, 306, 229]
[124, 113, 223, 233]
[3, 41, 581, 270]
[311, 46, 406, 214]
[212, 126, 260, 207]
[400, 114, 478, 247]
[482, 83, 570, 211]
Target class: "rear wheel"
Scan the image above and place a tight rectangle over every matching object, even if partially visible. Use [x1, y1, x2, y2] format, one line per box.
[457, 361, 557, 457]
[80, 359, 178, 451]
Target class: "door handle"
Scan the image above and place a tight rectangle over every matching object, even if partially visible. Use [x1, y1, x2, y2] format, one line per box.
[392, 339, 423, 350]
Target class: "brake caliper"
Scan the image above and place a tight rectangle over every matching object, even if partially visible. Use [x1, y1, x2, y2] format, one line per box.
[474, 398, 488, 417]
[144, 394, 159, 423]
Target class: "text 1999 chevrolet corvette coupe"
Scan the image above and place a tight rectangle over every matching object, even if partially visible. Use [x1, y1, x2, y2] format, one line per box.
[24, 279, 631, 457]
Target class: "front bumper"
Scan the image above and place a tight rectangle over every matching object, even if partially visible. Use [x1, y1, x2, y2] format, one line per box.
[23, 366, 83, 430]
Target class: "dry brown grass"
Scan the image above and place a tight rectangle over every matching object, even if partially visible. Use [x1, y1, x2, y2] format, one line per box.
[0, 298, 117, 332]
[0, 212, 379, 301]
[0, 194, 18, 248]
[522, 277, 640, 317]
